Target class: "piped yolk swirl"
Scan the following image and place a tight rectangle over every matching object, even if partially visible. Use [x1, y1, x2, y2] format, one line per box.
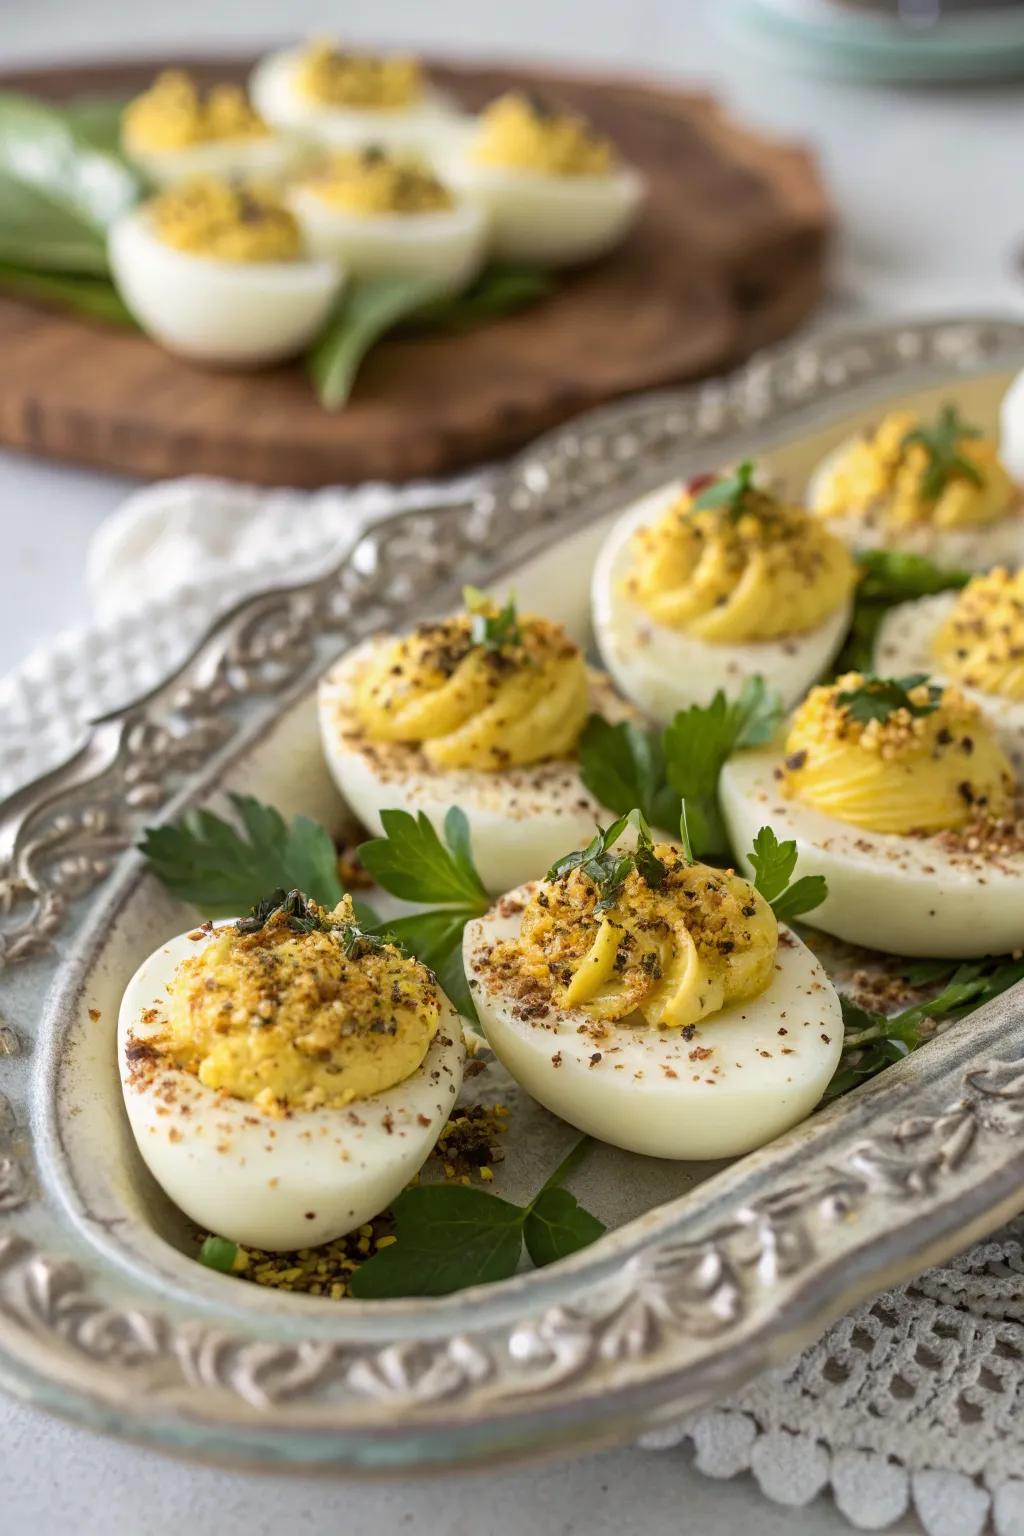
[149, 176, 301, 261]
[295, 39, 424, 109]
[352, 611, 589, 771]
[625, 488, 854, 642]
[933, 567, 1024, 700]
[472, 92, 616, 176]
[489, 846, 777, 1030]
[123, 70, 269, 151]
[781, 672, 1015, 835]
[301, 147, 453, 215]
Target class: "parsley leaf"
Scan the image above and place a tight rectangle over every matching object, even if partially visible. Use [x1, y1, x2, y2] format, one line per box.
[350, 1137, 603, 1298]
[834, 549, 970, 675]
[835, 673, 943, 725]
[576, 716, 679, 832]
[748, 825, 827, 924]
[692, 459, 756, 515]
[546, 809, 666, 908]
[140, 793, 348, 917]
[902, 403, 983, 502]
[463, 585, 522, 650]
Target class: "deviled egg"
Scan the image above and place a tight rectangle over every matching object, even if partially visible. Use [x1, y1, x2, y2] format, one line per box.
[721, 672, 1024, 957]
[437, 92, 643, 267]
[121, 69, 299, 188]
[108, 176, 343, 365]
[119, 892, 464, 1250]
[250, 38, 457, 153]
[591, 466, 856, 721]
[876, 566, 1024, 776]
[464, 833, 843, 1159]
[287, 146, 487, 291]
[808, 405, 1024, 570]
[318, 593, 631, 894]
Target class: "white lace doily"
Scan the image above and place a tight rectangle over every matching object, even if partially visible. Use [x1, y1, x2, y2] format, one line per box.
[5, 474, 1024, 1536]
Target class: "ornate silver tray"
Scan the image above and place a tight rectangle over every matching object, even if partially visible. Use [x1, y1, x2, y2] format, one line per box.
[4, 315, 1024, 1473]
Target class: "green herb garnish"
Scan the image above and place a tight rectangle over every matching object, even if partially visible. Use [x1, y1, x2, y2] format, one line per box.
[349, 1137, 604, 1298]
[826, 955, 1024, 1100]
[198, 1235, 240, 1273]
[692, 459, 756, 516]
[902, 403, 983, 502]
[0, 260, 136, 325]
[463, 585, 522, 650]
[546, 808, 666, 910]
[833, 549, 970, 675]
[747, 825, 827, 924]
[577, 677, 782, 858]
[406, 262, 556, 334]
[236, 886, 331, 935]
[835, 673, 943, 725]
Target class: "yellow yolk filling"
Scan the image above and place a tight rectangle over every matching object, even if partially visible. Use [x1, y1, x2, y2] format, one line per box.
[472, 92, 616, 176]
[490, 847, 777, 1030]
[155, 898, 438, 1114]
[625, 488, 854, 641]
[814, 411, 1015, 529]
[123, 70, 269, 151]
[294, 39, 423, 108]
[933, 567, 1024, 700]
[781, 672, 1015, 835]
[149, 177, 302, 261]
[302, 148, 453, 214]
[352, 611, 589, 771]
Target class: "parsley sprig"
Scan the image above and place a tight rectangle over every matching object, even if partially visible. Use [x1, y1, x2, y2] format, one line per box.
[692, 459, 756, 516]
[835, 672, 943, 725]
[463, 585, 522, 651]
[902, 403, 983, 502]
[546, 809, 667, 909]
[578, 676, 783, 857]
[833, 549, 969, 675]
[747, 826, 827, 924]
[350, 1136, 604, 1298]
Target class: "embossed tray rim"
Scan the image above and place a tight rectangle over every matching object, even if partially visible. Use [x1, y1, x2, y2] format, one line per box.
[4, 314, 1024, 1472]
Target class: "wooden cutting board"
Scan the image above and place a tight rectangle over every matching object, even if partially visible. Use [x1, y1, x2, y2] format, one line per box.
[0, 56, 831, 487]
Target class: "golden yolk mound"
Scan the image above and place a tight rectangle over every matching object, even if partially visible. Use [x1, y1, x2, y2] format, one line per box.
[295, 38, 423, 108]
[781, 672, 1016, 835]
[933, 567, 1024, 701]
[123, 70, 270, 152]
[625, 487, 854, 641]
[155, 897, 439, 1114]
[490, 846, 777, 1030]
[149, 177, 301, 261]
[352, 610, 589, 771]
[473, 92, 616, 176]
[814, 411, 1015, 529]
[302, 148, 453, 215]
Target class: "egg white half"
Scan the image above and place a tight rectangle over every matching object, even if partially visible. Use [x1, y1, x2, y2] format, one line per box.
[436, 122, 644, 267]
[318, 639, 631, 895]
[464, 888, 842, 1160]
[591, 481, 853, 721]
[118, 925, 465, 1250]
[287, 186, 488, 291]
[808, 439, 1024, 571]
[875, 591, 1024, 779]
[125, 132, 302, 189]
[108, 208, 344, 366]
[250, 46, 459, 152]
[721, 741, 1024, 958]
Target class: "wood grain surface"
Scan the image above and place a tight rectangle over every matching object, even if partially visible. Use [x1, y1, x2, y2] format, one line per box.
[0, 55, 831, 487]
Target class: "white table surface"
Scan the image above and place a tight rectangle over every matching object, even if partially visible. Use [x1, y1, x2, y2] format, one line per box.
[2, 2, 1022, 1530]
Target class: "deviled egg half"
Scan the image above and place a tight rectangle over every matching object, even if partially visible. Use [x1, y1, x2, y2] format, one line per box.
[121, 69, 299, 188]
[119, 892, 464, 1251]
[318, 593, 631, 895]
[250, 37, 457, 152]
[721, 672, 1024, 958]
[464, 832, 843, 1159]
[591, 465, 856, 721]
[808, 404, 1024, 570]
[108, 176, 343, 365]
[876, 566, 1024, 776]
[438, 92, 643, 267]
[287, 145, 487, 291]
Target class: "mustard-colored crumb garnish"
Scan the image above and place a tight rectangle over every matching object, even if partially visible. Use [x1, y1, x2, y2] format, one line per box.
[625, 484, 854, 641]
[781, 672, 1015, 835]
[301, 147, 453, 215]
[149, 896, 439, 1113]
[934, 567, 1024, 701]
[489, 845, 777, 1030]
[352, 604, 589, 771]
[472, 92, 616, 176]
[123, 70, 269, 152]
[149, 176, 301, 261]
[813, 409, 1015, 529]
[294, 38, 423, 109]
